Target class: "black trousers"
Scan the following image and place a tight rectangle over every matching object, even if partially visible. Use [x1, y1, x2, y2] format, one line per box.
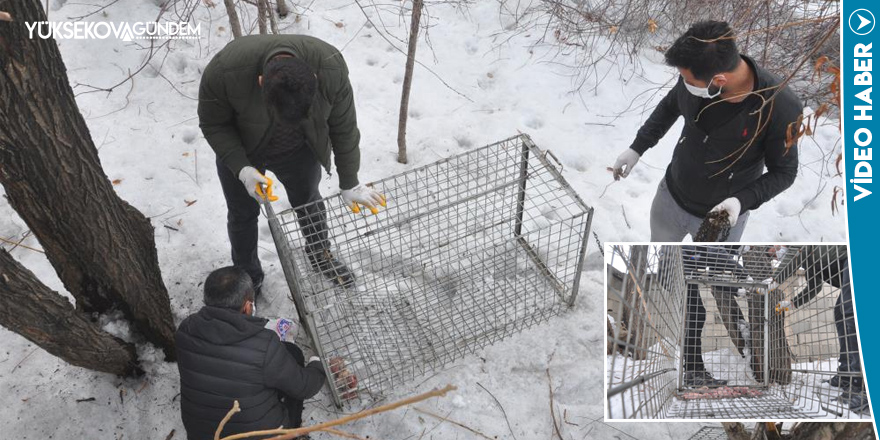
[216, 146, 330, 287]
[835, 269, 861, 373]
[282, 342, 307, 428]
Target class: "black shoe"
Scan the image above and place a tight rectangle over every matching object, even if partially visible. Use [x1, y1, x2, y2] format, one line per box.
[308, 248, 355, 287]
[841, 392, 871, 414]
[839, 378, 870, 414]
[827, 374, 852, 388]
[828, 375, 840, 387]
[830, 353, 862, 388]
[684, 370, 728, 388]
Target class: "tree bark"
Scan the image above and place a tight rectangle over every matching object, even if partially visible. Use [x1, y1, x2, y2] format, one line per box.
[788, 422, 874, 440]
[0, 249, 140, 376]
[722, 422, 751, 440]
[276, 0, 290, 18]
[397, 0, 423, 165]
[0, 0, 176, 360]
[723, 422, 875, 440]
[264, 0, 278, 34]
[621, 245, 649, 360]
[223, 0, 243, 38]
[256, 0, 268, 34]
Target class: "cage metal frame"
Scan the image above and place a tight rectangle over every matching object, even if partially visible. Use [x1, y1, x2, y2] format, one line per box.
[606, 244, 868, 420]
[265, 134, 594, 407]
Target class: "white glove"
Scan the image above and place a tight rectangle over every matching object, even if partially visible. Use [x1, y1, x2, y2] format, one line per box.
[612, 148, 641, 180]
[341, 184, 386, 215]
[710, 197, 742, 227]
[774, 246, 788, 260]
[264, 318, 299, 343]
[238, 166, 278, 202]
[308, 356, 321, 364]
[776, 300, 792, 314]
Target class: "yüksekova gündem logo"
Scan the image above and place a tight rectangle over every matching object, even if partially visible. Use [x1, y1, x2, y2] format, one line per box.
[25, 21, 200, 41]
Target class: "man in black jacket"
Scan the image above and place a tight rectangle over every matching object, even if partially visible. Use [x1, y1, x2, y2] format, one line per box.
[611, 21, 802, 242]
[176, 267, 326, 440]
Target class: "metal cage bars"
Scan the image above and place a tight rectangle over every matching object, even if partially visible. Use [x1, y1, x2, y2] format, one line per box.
[267, 134, 594, 406]
[606, 245, 686, 419]
[606, 245, 868, 419]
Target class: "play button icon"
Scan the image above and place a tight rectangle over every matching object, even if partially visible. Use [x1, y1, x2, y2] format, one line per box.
[850, 9, 876, 35]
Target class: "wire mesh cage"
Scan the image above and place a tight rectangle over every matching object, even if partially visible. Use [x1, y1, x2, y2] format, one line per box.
[606, 245, 869, 420]
[687, 426, 739, 440]
[266, 134, 593, 406]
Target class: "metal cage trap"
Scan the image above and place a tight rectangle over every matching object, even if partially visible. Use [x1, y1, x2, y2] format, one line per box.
[265, 134, 593, 406]
[606, 245, 869, 420]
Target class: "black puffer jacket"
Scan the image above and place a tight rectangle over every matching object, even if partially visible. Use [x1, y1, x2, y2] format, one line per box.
[175, 306, 326, 440]
[630, 55, 803, 217]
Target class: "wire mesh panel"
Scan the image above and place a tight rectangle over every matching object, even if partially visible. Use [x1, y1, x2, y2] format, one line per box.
[688, 426, 738, 440]
[606, 245, 685, 419]
[606, 245, 870, 420]
[768, 244, 868, 419]
[266, 134, 593, 406]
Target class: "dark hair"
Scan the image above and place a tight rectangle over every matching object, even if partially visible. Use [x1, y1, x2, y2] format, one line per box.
[664, 21, 740, 82]
[262, 56, 317, 123]
[204, 266, 254, 309]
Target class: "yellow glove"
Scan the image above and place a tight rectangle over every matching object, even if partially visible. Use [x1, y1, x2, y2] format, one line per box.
[341, 184, 387, 215]
[238, 166, 279, 202]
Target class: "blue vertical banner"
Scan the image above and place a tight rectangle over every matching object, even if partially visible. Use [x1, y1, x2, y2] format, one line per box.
[843, 0, 879, 423]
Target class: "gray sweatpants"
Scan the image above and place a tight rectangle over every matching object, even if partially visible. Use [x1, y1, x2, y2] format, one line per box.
[649, 178, 750, 242]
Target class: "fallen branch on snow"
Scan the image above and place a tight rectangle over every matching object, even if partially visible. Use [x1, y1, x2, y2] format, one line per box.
[214, 384, 457, 440]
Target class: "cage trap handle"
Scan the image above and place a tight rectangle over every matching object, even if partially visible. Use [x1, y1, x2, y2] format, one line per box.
[542, 149, 564, 172]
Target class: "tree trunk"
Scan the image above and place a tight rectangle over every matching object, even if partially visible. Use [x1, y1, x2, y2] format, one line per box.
[264, 0, 278, 34]
[0, 0, 176, 360]
[223, 0, 243, 38]
[0, 249, 140, 376]
[276, 0, 289, 18]
[397, 0, 423, 165]
[621, 245, 649, 360]
[257, 0, 268, 34]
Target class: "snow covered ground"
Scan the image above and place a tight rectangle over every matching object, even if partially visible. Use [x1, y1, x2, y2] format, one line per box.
[0, 0, 848, 438]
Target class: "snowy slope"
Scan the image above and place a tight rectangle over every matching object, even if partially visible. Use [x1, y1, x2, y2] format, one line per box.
[0, 0, 846, 438]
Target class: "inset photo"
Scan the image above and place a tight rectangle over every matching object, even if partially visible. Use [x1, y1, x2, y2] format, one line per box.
[605, 244, 870, 420]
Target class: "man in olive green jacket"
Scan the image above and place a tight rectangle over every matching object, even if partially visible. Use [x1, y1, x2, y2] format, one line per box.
[199, 34, 385, 291]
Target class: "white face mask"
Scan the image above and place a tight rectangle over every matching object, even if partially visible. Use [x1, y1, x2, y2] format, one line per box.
[684, 76, 723, 99]
[251, 302, 257, 317]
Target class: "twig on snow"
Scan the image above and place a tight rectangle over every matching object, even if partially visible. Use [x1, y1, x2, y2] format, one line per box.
[547, 368, 563, 440]
[476, 381, 518, 440]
